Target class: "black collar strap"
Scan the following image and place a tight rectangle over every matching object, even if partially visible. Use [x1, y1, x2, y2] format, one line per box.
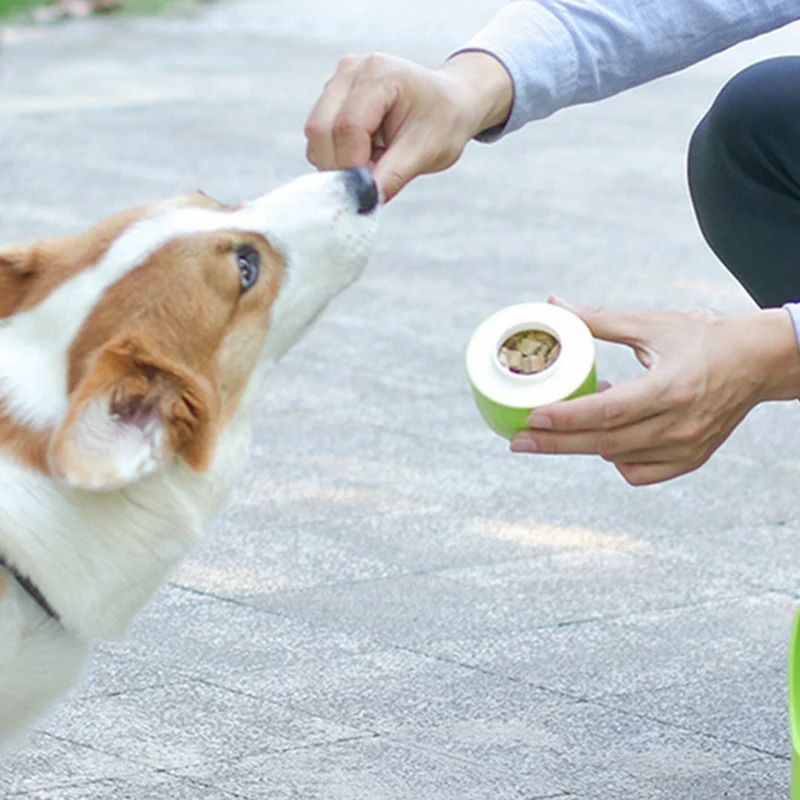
[0, 554, 60, 622]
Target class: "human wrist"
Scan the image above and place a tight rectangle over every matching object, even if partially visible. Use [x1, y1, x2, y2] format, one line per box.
[438, 51, 513, 138]
[732, 309, 800, 402]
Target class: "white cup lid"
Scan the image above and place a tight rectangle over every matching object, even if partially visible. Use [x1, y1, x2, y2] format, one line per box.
[466, 302, 595, 408]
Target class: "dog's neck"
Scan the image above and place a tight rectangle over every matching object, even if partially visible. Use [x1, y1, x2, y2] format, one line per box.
[0, 412, 251, 639]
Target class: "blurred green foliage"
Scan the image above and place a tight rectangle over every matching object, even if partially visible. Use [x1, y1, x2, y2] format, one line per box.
[0, 0, 182, 19]
[0, 0, 47, 15]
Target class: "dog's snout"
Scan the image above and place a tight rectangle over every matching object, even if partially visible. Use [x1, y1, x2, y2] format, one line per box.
[343, 166, 379, 215]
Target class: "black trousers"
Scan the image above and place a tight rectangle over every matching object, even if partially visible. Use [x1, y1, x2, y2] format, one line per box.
[688, 57, 800, 309]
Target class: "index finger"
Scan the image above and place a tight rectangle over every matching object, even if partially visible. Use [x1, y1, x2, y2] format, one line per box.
[527, 373, 669, 432]
[331, 77, 400, 170]
[305, 57, 361, 170]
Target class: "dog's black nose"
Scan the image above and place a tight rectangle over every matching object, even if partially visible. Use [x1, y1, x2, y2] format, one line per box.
[344, 166, 379, 214]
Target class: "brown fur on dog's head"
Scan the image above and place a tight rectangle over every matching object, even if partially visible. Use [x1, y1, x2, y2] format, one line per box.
[0, 191, 285, 488]
[0, 170, 379, 492]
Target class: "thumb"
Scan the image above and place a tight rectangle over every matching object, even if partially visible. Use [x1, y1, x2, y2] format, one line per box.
[371, 139, 422, 202]
[548, 295, 650, 347]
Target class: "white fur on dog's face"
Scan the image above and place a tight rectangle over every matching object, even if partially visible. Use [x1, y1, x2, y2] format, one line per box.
[0, 170, 379, 490]
[247, 171, 378, 367]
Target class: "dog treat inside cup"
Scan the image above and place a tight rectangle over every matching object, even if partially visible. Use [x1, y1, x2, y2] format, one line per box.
[497, 329, 560, 375]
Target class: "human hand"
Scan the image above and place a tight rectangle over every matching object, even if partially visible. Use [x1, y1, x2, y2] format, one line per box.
[304, 51, 513, 201]
[510, 297, 800, 485]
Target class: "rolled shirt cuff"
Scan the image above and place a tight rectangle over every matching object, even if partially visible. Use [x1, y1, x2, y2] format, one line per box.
[449, 1, 577, 142]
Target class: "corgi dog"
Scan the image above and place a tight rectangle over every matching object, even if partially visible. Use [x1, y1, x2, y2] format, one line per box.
[0, 167, 379, 742]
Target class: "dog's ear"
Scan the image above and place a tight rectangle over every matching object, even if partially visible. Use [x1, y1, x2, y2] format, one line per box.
[0, 244, 37, 316]
[48, 336, 218, 491]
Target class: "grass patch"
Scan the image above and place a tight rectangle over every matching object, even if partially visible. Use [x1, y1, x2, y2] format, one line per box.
[0, 0, 48, 16]
[0, 0, 190, 20]
[122, 0, 188, 16]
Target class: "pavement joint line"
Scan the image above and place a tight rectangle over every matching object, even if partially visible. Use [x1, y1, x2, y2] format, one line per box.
[160, 730, 383, 776]
[526, 792, 577, 800]
[168, 576, 782, 665]
[76, 681, 176, 702]
[327, 728, 568, 782]
[533, 589, 783, 630]
[727, 582, 799, 600]
[188, 675, 576, 785]
[189, 675, 387, 744]
[158, 770, 261, 800]
[163, 581, 396, 651]
[589, 695, 791, 761]
[258, 730, 382, 756]
[190, 675, 276, 699]
[166, 582, 282, 610]
[520, 794, 573, 800]
[18, 727, 220, 781]
[68, 675, 267, 705]
[384, 641, 790, 760]
[387, 640, 597, 704]
[735, 754, 792, 767]
[18, 729, 132, 760]
[71, 582, 789, 721]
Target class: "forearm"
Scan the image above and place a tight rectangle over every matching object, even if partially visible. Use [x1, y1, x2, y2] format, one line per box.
[453, 0, 800, 140]
[438, 51, 514, 138]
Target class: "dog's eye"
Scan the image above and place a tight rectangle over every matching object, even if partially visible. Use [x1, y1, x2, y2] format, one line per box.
[236, 244, 260, 293]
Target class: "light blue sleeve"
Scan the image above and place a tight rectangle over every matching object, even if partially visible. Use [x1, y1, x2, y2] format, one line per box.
[453, 0, 800, 141]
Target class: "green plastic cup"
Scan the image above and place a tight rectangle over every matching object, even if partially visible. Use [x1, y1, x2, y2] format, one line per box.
[789, 609, 800, 799]
[465, 302, 597, 439]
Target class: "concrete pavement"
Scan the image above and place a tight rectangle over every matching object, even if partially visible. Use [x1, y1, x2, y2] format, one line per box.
[1, 2, 800, 797]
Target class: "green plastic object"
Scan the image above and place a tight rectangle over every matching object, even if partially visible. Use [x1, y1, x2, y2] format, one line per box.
[465, 302, 598, 440]
[790, 609, 800, 799]
[470, 363, 597, 439]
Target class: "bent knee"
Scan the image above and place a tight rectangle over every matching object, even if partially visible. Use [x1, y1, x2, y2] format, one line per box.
[697, 57, 800, 161]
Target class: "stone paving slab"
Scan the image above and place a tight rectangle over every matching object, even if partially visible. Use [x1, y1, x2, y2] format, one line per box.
[427, 594, 793, 702]
[1, 1, 800, 799]
[41, 681, 368, 771]
[0, 734, 141, 795]
[174, 694, 778, 798]
[80, 587, 377, 692]
[15, 774, 246, 800]
[177, 735, 566, 800]
[250, 551, 755, 645]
